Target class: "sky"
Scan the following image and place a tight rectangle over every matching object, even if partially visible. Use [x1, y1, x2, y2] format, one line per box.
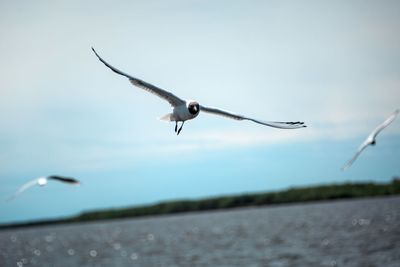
[0, 0, 399, 224]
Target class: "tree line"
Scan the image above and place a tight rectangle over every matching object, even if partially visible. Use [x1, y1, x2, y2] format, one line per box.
[1, 178, 399, 229]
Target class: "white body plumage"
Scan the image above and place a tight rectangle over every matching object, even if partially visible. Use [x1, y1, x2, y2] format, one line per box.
[161, 101, 200, 122]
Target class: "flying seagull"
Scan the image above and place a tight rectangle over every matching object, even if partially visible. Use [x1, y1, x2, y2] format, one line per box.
[342, 109, 399, 171]
[8, 176, 80, 200]
[92, 48, 306, 135]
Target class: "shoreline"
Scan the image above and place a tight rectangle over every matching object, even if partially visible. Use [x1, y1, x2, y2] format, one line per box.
[1, 179, 399, 230]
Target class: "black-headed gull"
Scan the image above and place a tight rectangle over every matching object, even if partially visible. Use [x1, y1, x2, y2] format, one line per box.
[92, 48, 306, 135]
[342, 109, 399, 171]
[8, 176, 80, 200]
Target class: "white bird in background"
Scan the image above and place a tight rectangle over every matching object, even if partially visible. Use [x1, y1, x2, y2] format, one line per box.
[8, 176, 80, 200]
[342, 109, 400, 171]
[92, 48, 306, 135]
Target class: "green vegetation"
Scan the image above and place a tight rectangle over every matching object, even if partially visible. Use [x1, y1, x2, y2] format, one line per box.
[1, 179, 400, 229]
[75, 179, 400, 221]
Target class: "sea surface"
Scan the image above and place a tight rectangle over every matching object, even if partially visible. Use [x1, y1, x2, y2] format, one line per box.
[1, 196, 399, 267]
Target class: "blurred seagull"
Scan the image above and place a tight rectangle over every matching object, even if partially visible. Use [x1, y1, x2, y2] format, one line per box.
[8, 176, 80, 200]
[92, 48, 306, 135]
[342, 109, 399, 171]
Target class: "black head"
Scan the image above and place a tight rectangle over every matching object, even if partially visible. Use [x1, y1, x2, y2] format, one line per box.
[370, 140, 376, 146]
[188, 102, 200, 115]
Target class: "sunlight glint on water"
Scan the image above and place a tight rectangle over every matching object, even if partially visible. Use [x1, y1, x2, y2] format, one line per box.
[0, 197, 399, 266]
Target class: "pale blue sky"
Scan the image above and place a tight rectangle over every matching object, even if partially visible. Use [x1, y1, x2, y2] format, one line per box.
[0, 0, 399, 224]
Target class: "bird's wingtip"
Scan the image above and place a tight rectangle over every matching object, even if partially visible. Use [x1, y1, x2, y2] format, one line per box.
[295, 121, 307, 128]
[296, 121, 306, 127]
[341, 164, 349, 171]
[91, 47, 100, 58]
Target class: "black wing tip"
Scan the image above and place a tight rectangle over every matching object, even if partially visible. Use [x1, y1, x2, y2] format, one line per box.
[280, 121, 305, 125]
[48, 175, 81, 184]
[285, 121, 307, 128]
[91, 47, 101, 59]
[296, 124, 307, 128]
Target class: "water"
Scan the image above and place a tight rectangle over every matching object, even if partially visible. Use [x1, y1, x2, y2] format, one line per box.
[1, 196, 399, 267]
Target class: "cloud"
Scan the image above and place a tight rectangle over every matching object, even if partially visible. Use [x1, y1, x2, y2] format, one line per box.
[1, 0, 400, 174]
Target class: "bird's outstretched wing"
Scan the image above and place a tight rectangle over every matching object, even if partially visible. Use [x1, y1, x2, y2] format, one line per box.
[200, 105, 306, 129]
[369, 109, 399, 140]
[342, 109, 399, 171]
[48, 176, 80, 184]
[91, 48, 185, 107]
[7, 179, 38, 200]
[341, 141, 370, 171]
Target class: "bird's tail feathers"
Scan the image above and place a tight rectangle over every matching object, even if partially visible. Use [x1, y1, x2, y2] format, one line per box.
[159, 113, 173, 121]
